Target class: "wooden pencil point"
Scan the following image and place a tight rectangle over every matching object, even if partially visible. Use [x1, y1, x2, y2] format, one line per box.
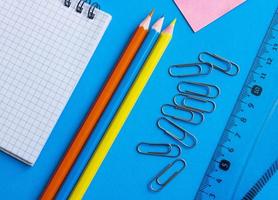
[152, 16, 164, 33]
[149, 9, 155, 17]
[163, 19, 177, 35]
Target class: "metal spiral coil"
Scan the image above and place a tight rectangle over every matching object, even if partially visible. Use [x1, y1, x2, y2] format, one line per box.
[64, 0, 100, 20]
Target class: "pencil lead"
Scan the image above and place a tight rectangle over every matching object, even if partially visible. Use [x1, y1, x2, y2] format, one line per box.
[149, 9, 155, 17]
[170, 18, 177, 26]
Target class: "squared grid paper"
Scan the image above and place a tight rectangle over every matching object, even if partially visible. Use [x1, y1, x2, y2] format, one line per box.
[0, 0, 111, 165]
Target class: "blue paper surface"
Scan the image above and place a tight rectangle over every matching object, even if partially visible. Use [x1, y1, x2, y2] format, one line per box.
[0, 0, 277, 199]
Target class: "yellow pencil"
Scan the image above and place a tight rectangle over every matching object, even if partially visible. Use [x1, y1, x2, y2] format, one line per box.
[69, 19, 176, 200]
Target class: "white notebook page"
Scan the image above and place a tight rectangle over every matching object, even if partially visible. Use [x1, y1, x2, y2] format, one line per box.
[0, 0, 111, 165]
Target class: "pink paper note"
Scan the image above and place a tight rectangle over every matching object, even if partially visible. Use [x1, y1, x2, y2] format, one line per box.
[174, 0, 246, 32]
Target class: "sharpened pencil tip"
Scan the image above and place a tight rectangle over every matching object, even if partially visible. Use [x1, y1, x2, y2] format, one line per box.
[152, 16, 164, 33]
[140, 11, 154, 30]
[163, 19, 176, 35]
[149, 9, 155, 17]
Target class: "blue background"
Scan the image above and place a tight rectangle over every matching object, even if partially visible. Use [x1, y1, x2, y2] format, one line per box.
[0, 0, 277, 199]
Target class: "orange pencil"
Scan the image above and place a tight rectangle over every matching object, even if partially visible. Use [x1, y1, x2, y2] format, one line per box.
[40, 11, 153, 200]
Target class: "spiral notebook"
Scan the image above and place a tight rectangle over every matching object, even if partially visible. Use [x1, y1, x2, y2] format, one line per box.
[0, 0, 111, 165]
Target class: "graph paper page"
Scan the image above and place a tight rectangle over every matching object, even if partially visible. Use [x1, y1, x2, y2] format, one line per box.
[0, 0, 111, 165]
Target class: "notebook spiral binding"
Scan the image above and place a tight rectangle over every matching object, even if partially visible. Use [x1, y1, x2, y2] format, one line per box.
[64, 0, 100, 20]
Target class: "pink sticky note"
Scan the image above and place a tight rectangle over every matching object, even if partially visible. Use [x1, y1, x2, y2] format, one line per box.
[174, 0, 246, 32]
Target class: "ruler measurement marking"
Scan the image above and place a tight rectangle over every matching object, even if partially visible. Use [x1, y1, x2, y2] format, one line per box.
[224, 129, 235, 135]
[257, 56, 266, 61]
[240, 100, 247, 104]
[264, 41, 275, 46]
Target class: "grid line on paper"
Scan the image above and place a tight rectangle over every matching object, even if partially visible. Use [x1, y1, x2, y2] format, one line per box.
[0, 0, 111, 165]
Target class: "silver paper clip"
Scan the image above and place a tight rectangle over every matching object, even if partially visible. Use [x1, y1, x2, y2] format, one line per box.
[173, 94, 216, 113]
[177, 81, 221, 99]
[136, 142, 181, 158]
[161, 104, 204, 125]
[148, 159, 187, 192]
[168, 62, 213, 77]
[198, 52, 240, 76]
[157, 117, 198, 148]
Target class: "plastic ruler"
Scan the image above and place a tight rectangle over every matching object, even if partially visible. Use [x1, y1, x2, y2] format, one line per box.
[195, 7, 278, 200]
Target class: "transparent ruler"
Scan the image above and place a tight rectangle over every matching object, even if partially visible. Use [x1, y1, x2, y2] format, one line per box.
[195, 7, 278, 200]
